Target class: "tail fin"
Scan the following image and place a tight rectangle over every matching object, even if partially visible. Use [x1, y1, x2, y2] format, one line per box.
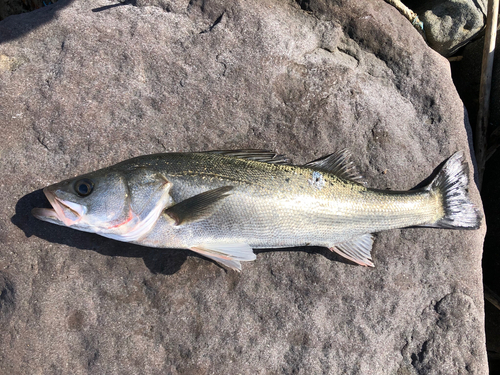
[426, 151, 482, 229]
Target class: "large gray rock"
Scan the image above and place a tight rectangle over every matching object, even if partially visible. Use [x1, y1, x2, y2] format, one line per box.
[404, 0, 487, 56]
[416, 0, 485, 56]
[0, 0, 487, 373]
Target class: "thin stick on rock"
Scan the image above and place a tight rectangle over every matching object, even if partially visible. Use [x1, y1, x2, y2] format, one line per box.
[485, 284, 500, 311]
[475, 0, 499, 189]
[384, 0, 425, 38]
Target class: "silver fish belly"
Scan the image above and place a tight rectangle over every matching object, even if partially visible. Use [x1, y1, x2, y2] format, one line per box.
[32, 150, 481, 271]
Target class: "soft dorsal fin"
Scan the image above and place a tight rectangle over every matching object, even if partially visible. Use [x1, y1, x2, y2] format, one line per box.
[305, 149, 365, 184]
[165, 186, 233, 225]
[329, 234, 374, 267]
[204, 149, 290, 164]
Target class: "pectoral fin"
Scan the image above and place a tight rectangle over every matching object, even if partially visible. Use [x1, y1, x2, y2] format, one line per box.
[190, 242, 256, 271]
[165, 186, 234, 225]
[329, 234, 374, 267]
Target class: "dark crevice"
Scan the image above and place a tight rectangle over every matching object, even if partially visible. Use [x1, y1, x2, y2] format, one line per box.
[92, 1, 173, 13]
[199, 12, 224, 34]
[187, 0, 206, 13]
[296, 0, 311, 12]
[0, 274, 15, 325]
[410, 340, 429, 371]
[319, 46, 333, 53]
[91, 0, 136, 13]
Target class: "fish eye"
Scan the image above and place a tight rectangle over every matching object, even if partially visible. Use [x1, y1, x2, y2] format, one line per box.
[74, 178, 94, 197]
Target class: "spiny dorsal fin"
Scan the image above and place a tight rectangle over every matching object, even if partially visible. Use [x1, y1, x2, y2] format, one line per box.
[204, 149, 290, 164]
[305, 149, 365, 184]
[329, 234, 374, 267]
[165, 186, 233, 225]
[190, 242, 256, 271]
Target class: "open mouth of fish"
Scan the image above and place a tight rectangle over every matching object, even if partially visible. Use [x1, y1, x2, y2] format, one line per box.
[32, 188, 85, 226]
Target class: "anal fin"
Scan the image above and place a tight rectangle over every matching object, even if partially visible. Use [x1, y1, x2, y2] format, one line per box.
[190, 242, 256, 272]
[329, 234, 374, 267]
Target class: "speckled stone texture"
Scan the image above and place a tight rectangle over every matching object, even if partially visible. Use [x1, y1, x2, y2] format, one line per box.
[0, 0, 487, 374]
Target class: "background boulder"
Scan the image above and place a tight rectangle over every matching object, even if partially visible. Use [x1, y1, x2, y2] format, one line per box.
[408, 0, 486, 57]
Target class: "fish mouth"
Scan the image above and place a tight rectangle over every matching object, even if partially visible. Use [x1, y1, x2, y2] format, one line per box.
[32, 188, 86, 226]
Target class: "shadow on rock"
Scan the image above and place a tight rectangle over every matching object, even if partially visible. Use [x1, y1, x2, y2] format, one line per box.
[0, 0, 75, 43]
[0, 0, 137, 43]
[255, 246, 354, 266]
[11, 189, 187, 275]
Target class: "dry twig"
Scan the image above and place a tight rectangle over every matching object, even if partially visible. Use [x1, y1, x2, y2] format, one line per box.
[475, 0, 499, 189]
[384, 0, 425, 39]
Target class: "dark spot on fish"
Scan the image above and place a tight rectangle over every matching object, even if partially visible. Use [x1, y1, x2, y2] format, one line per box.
[285, 178, 290, 183]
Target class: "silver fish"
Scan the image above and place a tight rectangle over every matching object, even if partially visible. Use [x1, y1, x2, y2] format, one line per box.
[32, 150, 481, 271]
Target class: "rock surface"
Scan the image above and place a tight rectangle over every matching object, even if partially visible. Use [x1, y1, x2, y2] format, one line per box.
[0, 0, 487, 373]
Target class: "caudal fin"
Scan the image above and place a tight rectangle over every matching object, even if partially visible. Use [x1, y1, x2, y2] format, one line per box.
[427, 151, 482, 229]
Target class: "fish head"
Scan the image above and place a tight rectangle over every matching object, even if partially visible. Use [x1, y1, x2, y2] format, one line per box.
[32, 167, 173, 242]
